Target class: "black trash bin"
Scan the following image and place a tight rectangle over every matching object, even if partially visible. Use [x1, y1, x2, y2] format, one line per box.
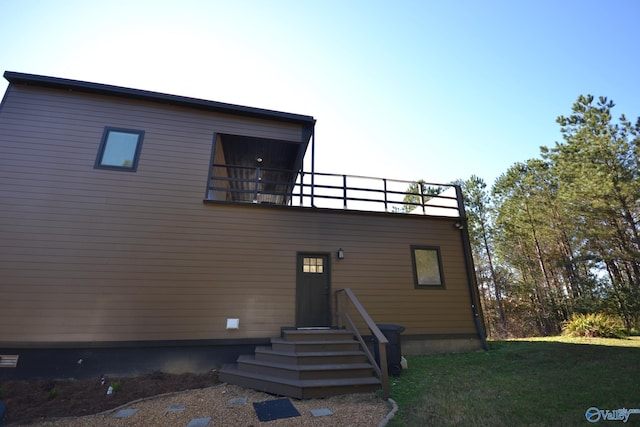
[374, 324, 405, 377]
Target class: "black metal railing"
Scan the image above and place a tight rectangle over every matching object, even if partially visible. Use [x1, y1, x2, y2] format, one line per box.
[208, 164, 463, 216]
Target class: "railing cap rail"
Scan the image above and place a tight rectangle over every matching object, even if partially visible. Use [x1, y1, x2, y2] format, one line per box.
[336, 288, 389, 344]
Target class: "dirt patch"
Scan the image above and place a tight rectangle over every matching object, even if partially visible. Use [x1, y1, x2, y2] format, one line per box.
[0, 371, 219, 425]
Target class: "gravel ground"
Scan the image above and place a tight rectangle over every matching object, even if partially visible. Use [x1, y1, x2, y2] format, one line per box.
[19, 384, 392, 427]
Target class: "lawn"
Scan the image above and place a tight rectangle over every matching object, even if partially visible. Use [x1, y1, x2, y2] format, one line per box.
[388, 336, 640, 426]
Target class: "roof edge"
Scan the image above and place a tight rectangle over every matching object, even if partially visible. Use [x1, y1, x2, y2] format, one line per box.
[3, 71, 316, 125]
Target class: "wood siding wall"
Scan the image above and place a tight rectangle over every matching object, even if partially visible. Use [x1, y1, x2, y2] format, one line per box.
[0, 85, 476, 345]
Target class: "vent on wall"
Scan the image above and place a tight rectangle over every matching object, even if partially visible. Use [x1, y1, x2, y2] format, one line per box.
[0, 354, 19, 368]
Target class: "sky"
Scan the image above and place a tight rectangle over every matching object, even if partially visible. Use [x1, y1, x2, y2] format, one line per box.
[2, 0, 640, 187]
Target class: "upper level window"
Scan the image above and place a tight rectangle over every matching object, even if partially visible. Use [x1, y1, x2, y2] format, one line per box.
[411, 246, 445, 288]
[94, 127, 144, 171]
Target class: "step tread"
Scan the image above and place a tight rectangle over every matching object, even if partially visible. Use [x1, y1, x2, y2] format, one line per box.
[284, 330, 354, 335]
[237, 354, 374, 371]
[283, 330, 356, 341]
[272, 337, 358, 345]
[219, 365, 381, 388]
[255, 346, 366, 357]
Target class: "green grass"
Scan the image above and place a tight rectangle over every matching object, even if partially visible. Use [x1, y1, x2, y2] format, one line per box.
[388, 337, 640, 426]
[112, 380, 122, 393]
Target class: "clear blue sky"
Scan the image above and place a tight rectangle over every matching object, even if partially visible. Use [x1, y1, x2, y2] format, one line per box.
[2, 0, 639, 187]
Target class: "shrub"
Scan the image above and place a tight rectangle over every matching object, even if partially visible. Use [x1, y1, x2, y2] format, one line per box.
[46, 389, 58, 401]
[112, 380, 122, 393]
[562, 313, 628, 338]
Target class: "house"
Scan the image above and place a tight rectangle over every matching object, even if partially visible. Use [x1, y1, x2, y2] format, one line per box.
[0, 71, 487, 395]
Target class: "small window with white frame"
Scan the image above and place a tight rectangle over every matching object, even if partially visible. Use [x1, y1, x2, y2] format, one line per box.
[411, 245, 445, 288]
[94, 127, 144, 171]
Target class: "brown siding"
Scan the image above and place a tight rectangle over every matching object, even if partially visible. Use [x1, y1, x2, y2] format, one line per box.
[0, 85, 476, 345]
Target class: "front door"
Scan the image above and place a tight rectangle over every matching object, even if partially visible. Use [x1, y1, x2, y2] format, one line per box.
[296, 253, 331, 328]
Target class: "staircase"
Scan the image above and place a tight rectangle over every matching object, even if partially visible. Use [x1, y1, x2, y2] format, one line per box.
[218, 329, 381, 399]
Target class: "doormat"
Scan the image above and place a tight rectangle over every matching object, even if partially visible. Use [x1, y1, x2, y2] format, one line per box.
[253, 398, 301, 422]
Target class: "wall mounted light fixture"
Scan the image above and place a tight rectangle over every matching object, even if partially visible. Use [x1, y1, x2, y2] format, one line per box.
[337, 248, 345, 259]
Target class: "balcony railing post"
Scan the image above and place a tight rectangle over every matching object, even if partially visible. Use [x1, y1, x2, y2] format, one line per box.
[383, 178, 388, 211]
[343, 175, 348, 209]
[299, 171, 304, 206]
[454, 184, 466, 219]
[253, 167, 261, 203]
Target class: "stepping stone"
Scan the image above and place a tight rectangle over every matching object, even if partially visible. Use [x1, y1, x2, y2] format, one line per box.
[311, 408, 334, 417]
[113, 408, 138, 418]
[186, 417, 212, 427]
[165, 404, 187, 413]
[228, 397, 248, 405]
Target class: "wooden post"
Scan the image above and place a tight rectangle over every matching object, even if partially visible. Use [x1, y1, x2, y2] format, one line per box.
[378, 342, 390, 399]
[338, 288, 391, 400]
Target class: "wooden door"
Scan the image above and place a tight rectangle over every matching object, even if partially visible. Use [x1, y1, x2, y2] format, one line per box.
[296, 253, 331, 327]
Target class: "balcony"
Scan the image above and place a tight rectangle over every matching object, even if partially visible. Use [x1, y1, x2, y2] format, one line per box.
[207, 164, 463, 218]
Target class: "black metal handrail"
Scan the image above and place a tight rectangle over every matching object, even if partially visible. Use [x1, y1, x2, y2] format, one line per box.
[208, 164, 462, 216]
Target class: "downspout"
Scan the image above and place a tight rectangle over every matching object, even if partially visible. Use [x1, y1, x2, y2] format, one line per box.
[455, 185, 489, 351]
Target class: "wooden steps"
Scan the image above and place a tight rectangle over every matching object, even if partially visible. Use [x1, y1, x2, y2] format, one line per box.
[218, 329, 381, 399]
